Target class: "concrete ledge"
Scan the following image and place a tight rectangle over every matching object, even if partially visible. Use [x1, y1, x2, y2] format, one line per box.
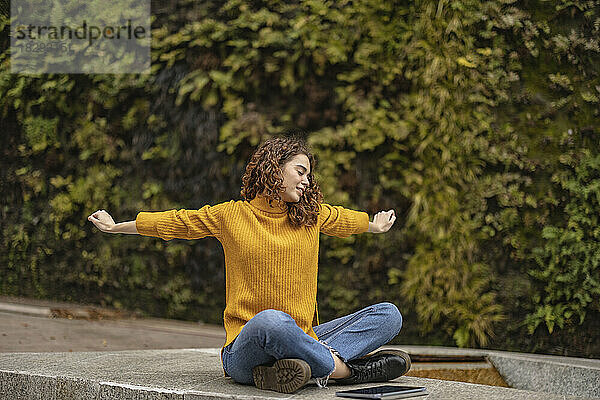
[398, 345, 600, 398]
[0, 348, 593, 400]
[488, 352, 600, 398]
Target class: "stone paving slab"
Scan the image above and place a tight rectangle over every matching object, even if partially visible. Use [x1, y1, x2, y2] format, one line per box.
[399, 345, 600, 398]
[0, 348, 594, 400]
[488, 353, 600, 399]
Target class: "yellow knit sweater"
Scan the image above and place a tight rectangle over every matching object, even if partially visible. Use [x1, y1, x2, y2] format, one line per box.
[135, 195, 370, 348]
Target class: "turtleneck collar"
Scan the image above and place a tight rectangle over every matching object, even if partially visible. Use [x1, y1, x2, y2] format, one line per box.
[248, 195, 288, 214]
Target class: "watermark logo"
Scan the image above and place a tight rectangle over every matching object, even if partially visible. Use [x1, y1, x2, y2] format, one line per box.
[10, 0, 150, 74]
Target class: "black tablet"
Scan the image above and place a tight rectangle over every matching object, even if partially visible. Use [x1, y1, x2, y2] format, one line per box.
[335, 385, 428, 399]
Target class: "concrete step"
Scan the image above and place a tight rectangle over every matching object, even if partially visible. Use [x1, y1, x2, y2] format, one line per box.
[0, 348, 596, 400]
[400, 345, 600, 398]
[1, 297, 597, 399]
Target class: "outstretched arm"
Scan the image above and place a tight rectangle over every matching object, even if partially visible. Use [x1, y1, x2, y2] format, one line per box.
[367, 209, 396, 233]
[88, 210, 138, 234]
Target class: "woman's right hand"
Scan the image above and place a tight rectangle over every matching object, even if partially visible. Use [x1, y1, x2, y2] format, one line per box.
[88, 210, 117, 233]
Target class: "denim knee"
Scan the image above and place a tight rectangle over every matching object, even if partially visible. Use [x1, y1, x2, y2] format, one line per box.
[250, 309, 294, 327]
[377, 302, 403, 340]
[245, 309, 296, 343]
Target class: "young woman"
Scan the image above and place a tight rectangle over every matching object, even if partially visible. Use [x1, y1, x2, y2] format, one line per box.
[88, 136, 410, 393]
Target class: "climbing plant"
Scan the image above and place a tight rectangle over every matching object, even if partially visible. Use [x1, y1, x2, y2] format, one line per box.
[1, 0, 598, 356]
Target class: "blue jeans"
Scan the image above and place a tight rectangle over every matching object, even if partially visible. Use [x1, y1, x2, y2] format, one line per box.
[221, 302, 403, 385]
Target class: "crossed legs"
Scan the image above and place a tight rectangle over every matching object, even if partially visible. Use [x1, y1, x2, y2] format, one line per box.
[221, 302, 403, 385]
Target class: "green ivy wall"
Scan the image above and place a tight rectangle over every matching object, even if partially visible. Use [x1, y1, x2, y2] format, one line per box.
[1, 0, 598, 357]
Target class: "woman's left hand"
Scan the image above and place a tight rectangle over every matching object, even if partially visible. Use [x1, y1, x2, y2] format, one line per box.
[368, 210, 396, 233]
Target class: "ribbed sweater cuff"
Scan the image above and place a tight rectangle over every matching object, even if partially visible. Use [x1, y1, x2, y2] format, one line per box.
[136, 211, 161, 237]
[356, 211, 370, 234]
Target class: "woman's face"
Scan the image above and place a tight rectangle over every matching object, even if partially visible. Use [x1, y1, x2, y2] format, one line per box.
[279, 154, 311, 202]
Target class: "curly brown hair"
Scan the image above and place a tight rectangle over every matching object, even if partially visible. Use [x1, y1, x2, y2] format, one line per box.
[240, 135, 324, 227]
